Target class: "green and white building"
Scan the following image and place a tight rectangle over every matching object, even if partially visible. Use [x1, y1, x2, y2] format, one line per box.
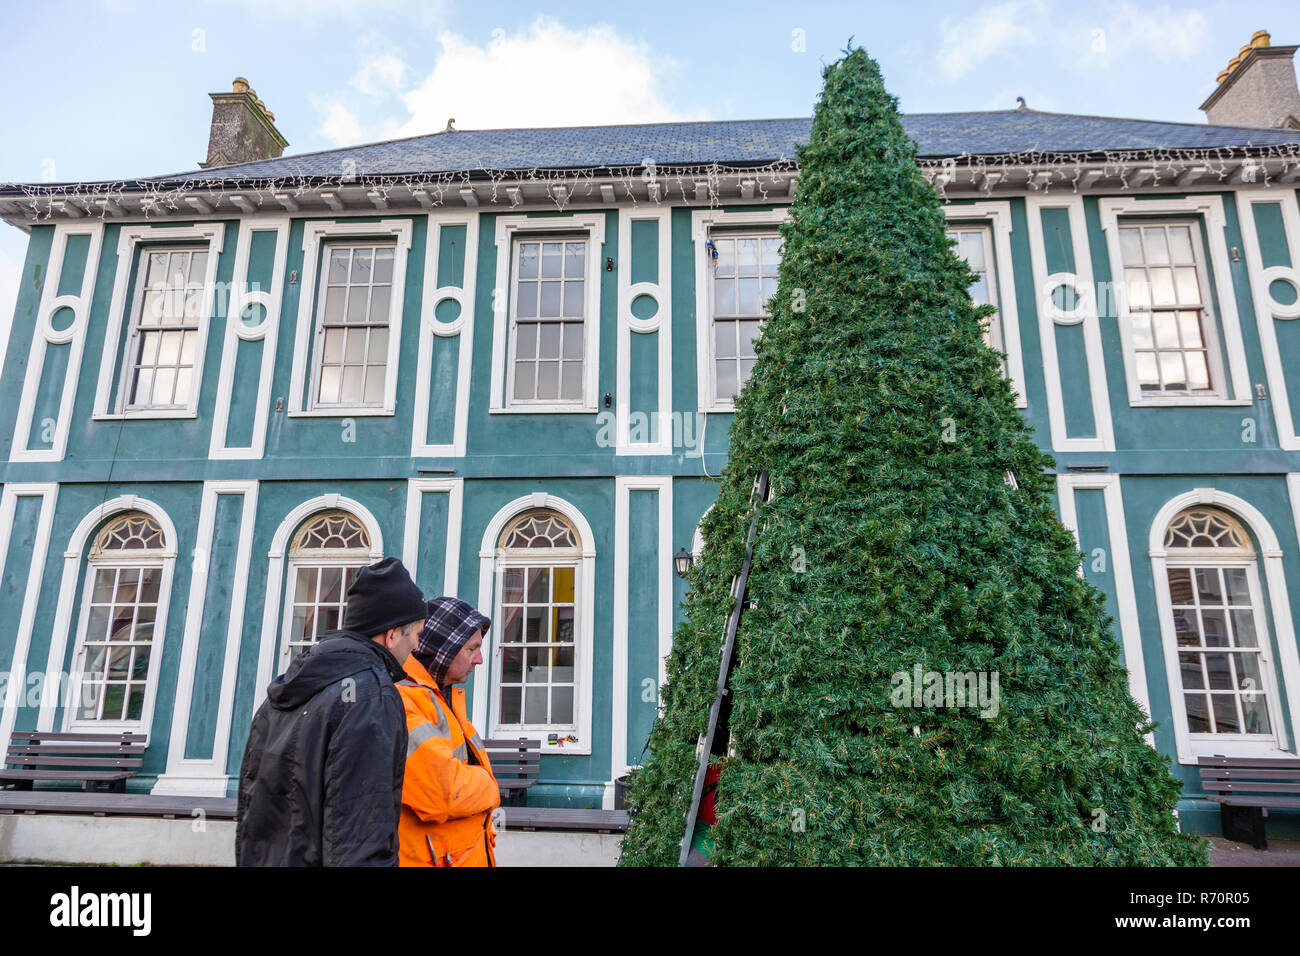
[4, 35, 1300, 842]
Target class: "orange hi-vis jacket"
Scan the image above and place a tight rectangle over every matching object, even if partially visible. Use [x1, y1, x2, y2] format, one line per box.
[395, 655, 499, 867]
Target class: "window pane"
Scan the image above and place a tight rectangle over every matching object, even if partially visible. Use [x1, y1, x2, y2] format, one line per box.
[1242, 694, 1271, 734]
[716, 360, 738, 400]
[1152, 313, 1178, 350]
[1195, 568, 1223, 604]
[1158, 352, 1185, 389]
[562, 324, 583, 360]
[319, 365, 341, 404]
[1172, 607, 1199, 646]
[1230, 610, 1257, 648]
[525, 647, 548, 684]
[1212, 694, 1239, 733]
[502, 647, 523, 683]
[132, 368, 154, 406]
[516, 323, 538, 360]
[738, 278, 760, 315]
[1185, 352, 1210, 390]
[1168, 226, 1194, 263]
[562, 281, 584, 318]
[1149, 269, 1176, 306]
[1130, 313, 1153, 349]
[174, 368, 193, 405]
[1201, 609, 1230, 647]
[372, 248, 394, 284]
[367, 328, 388, 363]
[1176, 311, 1203, 348]
[524, 687, 547, 723]
[138, 569, 159, 604]
[1224, 568, 1250, 605]
[500, 686, 521, 724]
[518, 243, 539, 279]
[340, 365, 363, 404]
[536, 361, 559, 400]
[368, 286, 391, 322]
[1179, 653, 1204, 690]
[363, 366, 385, 404]
[92, 569, 117, 604]
[1135, 352, 1159, 388]
[1119, 228, 1143, 265]
[760, 237, 782, 269]
[539, 281, 561, 316]
[345, 331, 366, 364]
[564, 243, 585, 277]
[715, 322, 736, 359]
[503, 568, 525, 603]
[1143, 227, 1170, 264]
[1205, 652, 1233, 689]
[736, 239, 758, 276]
[324, 286, 345, 324]
[345, 286, 367, 324]
[714, 279, 736, 316]
[1174, 268, 1200, 304]
[559, 361, 582, 401]
[551, 686, 574, 724]
[350, 248, 372, 284]
[328, 249, 350, 284]
[959, 232, 984, 270]
[541, 243, 563, 279]
[1185, 693, 1210, 732]
[715, 239, 734, 277]
[153, 368, 176, 405]
[516, 281, 538, 318]
[740, 320, 762, 357]
[513, 362, 535, 400]
[527, 567, 550, 602]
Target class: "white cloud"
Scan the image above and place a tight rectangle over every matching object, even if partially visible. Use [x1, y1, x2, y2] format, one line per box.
[937, 3, 1040, 80]
[1094, 5, 1210, 63]
[319, 102, 364, 147]
[351, 52, 408, 97]
[397, 18, 703, 133]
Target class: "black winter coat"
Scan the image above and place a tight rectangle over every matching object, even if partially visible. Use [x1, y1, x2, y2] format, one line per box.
[236, 630, 409, 866]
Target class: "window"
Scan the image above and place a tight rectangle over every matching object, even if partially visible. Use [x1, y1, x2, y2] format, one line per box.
[282, 510, 371, 659]
[1162, 508, 1282, 745]
[121, 247, 207, 411]
[707, 232, 782, 405]
[508, 238, 587, 404]
[946, 225, 1006, 372]
[311, 242, 395, 408]
[70, 513, 167, 728]
[492, 510, 581, 732]
[1118, 221, 1223, 397]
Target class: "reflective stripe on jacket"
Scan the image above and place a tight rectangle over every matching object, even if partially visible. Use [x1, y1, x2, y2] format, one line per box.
[395, 654, 499, 866]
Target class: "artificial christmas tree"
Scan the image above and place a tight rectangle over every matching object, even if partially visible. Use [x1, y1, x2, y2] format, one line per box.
[618, 47, 1208, 866]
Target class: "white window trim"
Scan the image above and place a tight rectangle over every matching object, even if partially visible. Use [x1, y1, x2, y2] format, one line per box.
[474, 493, 596, 755]
[288, 219, 413, 417]
[43, 496, 180, 739]
[943, 203, 1027, 408]
[691, 208, 791, 413]
[1099, 197, 1253, 408]
[490, 214, 606, 414]
[93, 224, 224, 421]
[253, 495, 385, 710]
[1149, 489, 1300, 765]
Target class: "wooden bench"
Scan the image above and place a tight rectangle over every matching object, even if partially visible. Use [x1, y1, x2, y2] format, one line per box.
[1198, 755, 1300, 850]
[485, 737, 541, 807]
[1, 732, 146, 794]
[0, 791, 236, 819]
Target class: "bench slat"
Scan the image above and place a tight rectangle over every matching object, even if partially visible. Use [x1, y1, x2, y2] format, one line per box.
[1208, 795, 1300, 808]
[9, 732, 146, 744]
[0, 769, 134, 782]
[0, 792, 235, 818]
[1196, 756, 1300, 769]
[499, 806, 629, 832]
[1202, 780, 1300, 794]
[1199, 768, 1300, 782]
[8, 745, 146, 757]
[488, 764, 542, 775]
[4, 756, 143, 768]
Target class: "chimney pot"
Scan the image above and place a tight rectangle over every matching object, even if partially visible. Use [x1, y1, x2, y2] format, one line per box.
[1252, 30, 1271, 48]
[232, 77, 250, 94]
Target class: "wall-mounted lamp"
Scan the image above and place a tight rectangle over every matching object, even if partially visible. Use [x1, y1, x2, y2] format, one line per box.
[674, 547, 694, 577]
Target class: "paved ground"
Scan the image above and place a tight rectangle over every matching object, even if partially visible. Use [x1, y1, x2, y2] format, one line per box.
[1208, 836, 1300, 866]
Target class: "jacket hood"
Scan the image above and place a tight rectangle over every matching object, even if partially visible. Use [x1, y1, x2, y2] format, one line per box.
[266, 630, 402, 710]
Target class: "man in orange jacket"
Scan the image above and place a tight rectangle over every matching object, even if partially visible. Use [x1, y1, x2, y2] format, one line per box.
[396, 597, 499, 866]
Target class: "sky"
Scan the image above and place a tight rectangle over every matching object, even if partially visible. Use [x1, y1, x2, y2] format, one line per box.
[1, 0, 1298, 336]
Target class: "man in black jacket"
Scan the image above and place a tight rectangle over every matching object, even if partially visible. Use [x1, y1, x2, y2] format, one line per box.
[236, 557, 426, 866]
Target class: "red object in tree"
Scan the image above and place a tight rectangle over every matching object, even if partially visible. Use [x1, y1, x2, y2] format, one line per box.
[699, 763, 722, 825]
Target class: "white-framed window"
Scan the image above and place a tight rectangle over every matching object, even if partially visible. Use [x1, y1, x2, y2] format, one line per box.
[1118, 220, 1225, 399]
[707, 232, 782, 405]
[68, 513, 168, 731]
[490, 510, 582, 736]
[1160, 508, 1285, 749]
[119, 246, 208, 411]
[281, 509, 372, 661]
[288, 219, 412, 417]
[1098, 197, 1251, 408]
[310, 242, 396, 409]
[946, 224, 1007, 373]
[93, 224, 224, 421]
[507, 237, 588, 405]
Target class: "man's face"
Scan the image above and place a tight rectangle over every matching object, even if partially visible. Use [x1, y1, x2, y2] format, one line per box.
[383, 619, 423, 665]
[445, 630, 484, 685]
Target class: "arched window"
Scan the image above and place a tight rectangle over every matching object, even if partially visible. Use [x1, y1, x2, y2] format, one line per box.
[1162, 508, 1281, 743]
[70, 513, 167, 728]
[282, 510, 371, 660]
[492, 509, 580, 733]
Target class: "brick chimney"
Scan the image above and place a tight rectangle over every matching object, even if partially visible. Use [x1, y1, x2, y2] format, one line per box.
[200, 77, 289, 168]
[1200, 30, 1300, 129]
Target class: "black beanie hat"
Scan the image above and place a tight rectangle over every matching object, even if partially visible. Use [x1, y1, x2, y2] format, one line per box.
[343, 557, 426, 637]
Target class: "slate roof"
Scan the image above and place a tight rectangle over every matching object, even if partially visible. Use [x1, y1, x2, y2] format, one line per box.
[152, 110, 1300, 184]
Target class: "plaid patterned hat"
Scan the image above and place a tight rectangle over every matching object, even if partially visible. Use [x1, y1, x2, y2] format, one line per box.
[416, 597, 491, 686]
